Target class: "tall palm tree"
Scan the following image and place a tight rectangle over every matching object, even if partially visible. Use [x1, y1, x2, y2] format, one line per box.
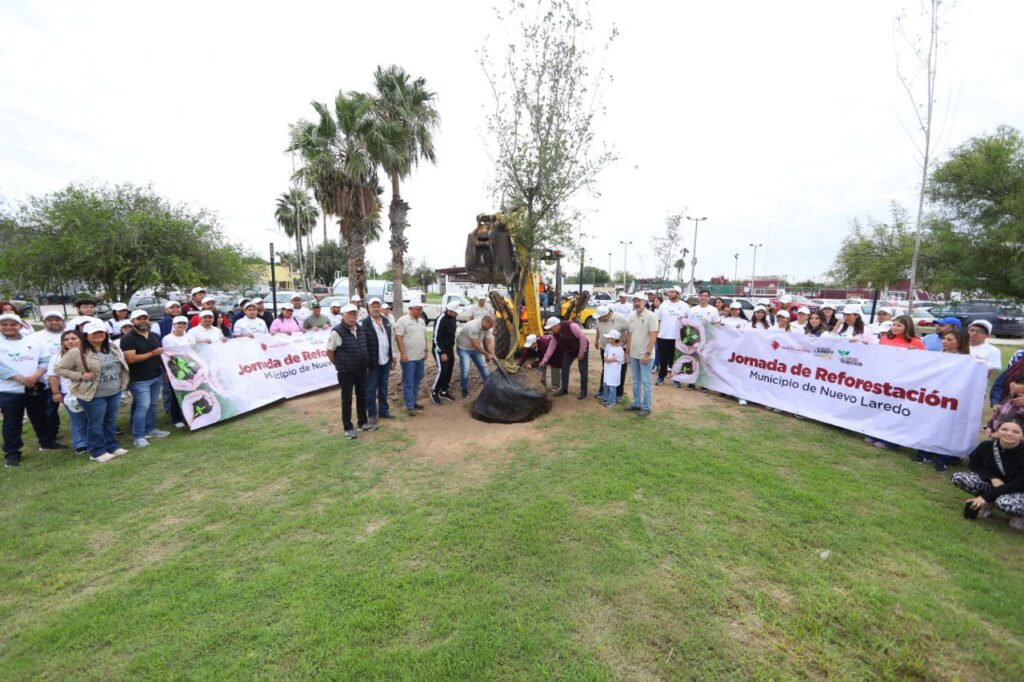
[289, 91, 403, 300]
[274, 188, 318, 291]
[372, 65, 439, 316]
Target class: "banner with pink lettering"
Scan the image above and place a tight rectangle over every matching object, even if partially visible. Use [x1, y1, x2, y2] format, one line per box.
[161, 331, 337, 429]
[666, 321, 988, 456]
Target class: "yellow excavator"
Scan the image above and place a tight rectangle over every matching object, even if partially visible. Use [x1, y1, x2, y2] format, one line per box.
[466, 212, 591, 371]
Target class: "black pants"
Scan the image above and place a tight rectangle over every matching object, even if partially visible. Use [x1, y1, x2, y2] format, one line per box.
[656, 338, 677, 380]
[599, 346, 626, 397]
[42, 387, 61, 444]
[560, 351, 589, 396]
[432, 346, 455, 395]
[0, 389, 52, 465]
[339, 369, 368, 431]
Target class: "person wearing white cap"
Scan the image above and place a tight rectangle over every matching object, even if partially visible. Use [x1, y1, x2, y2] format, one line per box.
[792, 307, 810, 333]
[654, 286, 690, 386]
[253, 298, 275, 328]
[834, 304, 869, 342]
[687, 289, 721, 325]
[188, 310, 228, 345]
[967, 320, 1002, 375]
[380, 301, 396, 328]
[189, 295, 232, 338]
[722, 301, 749, 330]
[600, 329, 625, 407]
[456, 315, 498, 399]
[325, 304, 373, 438]
[46, 330, 90, 454]
[645, 290, 657, 310]
[55, 321, 130, 462]
[770, 309, 793, 333]
[626, 293, 658, 415]
[326, 301, 344, 327]
[270, 304, 302, 335]
[182, 287, 207, 319]
[349, 295, 369, 321]
[467, 295, 490, 322]
[750, 305, 771, 330]
[289, 295, 311, 326]
[114, 319, 136, 348]
[233, 301, 270, 337]
[595, 305, 630, 400]
[394, 301, 428, 415]
[540, 315, 589, 399]
[360, 298, 395, 423]
[429, 301, 460, 404]
[120, 309, 170, 448]
[1, 313, 65, 466]
[865, 306, 894, 337]
[32, 311, 68, 447]
[161, 316, 194, 349]
[610, 291, 632, 317]
[107, 303, 131, 339]
[515, 332, 561, 392]
[157, 299, 184, 336]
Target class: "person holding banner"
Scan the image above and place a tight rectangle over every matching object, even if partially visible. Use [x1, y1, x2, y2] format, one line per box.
[232, 302, 270, 337]
[834, 305, 870, 342]
[394, 302, 428, 416]
[967, 321, 1002, 376]
[771, 309, 792, 333]
[954, 419, 1024, 532]
[325, 304, 373, 439]
[654, 286, 688, 386]
[189, 311, 228, 344]
[878, 315, 924, 350]
[804, 311, 829, 337]
[270, 304, 302, 335]
[626, 293, 658, 416]
[721, 302, 748, 330]
[750, 306, 771, 331]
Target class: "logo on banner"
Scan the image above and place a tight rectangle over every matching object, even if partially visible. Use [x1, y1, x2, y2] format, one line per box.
[837, 349, 863, 367]
[814, 346, 834, 360]
[769, 339, 808, 354]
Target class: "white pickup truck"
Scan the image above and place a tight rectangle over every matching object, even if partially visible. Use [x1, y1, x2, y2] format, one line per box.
[422, 293, 472, 324]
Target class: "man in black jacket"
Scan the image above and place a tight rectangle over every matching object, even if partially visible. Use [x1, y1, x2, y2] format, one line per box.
[359, 298, 394, 427]
[326, 304, 373, 439]
[431, 302, 460, 404]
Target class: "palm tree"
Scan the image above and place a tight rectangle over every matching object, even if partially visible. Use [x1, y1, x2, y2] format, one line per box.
[372, 65, 439, 316]
[289, 91, 402, 300]
[674, 257, 686, 283]
[274, 188, 318, 291]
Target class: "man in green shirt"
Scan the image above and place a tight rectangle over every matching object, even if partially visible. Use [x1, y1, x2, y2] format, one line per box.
[302, 302, 332, 330]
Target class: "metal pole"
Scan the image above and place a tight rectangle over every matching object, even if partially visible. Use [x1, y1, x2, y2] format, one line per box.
[734, 253, 739, 282]
[269, 242, 278, 316]
[749, 243, 762, 298]
[608, 252, 612, 287]
[686, 216, 707, 292]
[619, 240, 632, 291]
[579, 247, 585, 295]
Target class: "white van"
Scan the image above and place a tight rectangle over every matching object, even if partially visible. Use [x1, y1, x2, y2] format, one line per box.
[331, 277, 426, 306]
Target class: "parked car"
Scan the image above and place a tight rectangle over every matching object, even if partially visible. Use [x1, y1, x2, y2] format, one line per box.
[126, 293, 171, 320]
[422, 293, 472, 324]
[927, 301, 1024, 338]
[720, 297, 755, 311]
[270, 290, 315, 308]
[772, 294, 819, 313]
[9, 300, 35, 319]
[331, 278, 426, 305]
[311, 286, 330, 301]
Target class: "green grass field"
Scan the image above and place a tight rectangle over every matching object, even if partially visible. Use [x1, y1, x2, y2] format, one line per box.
[1, 348, 1023, 679]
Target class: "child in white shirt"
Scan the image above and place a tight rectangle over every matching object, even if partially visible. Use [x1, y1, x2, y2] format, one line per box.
[601, 330, 625, 407]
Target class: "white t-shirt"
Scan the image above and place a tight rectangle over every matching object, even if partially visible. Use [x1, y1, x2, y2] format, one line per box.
[790, 321, 806, 334]
[326, 312, 343, 327]
[656, 299, 690, 340]
[233, 316, 269, 337]
[602, 344, 625, 387]
[161, 333, 194, 349]
[31, 329, 63, 359]
[467, 304, 490, 321]
[188, 325, 224, 344]
[970, 342, 1002, 372]
[291, 306, 311, 325]
[688, 304, 721, 325]
[0, 334, 47, 394]
[46, 353, 72, 394]
[722, 315, 748, 330]
[610, 301, 632, 316]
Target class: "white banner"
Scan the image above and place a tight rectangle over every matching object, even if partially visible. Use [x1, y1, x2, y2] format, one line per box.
[162, 331, 337, 429]
[667, 322, 988, 456]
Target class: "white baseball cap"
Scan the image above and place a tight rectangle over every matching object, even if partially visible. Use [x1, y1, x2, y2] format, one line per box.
[605, 329, 622, 340]
[753, 305, 767, 312]
[445, 301, 461, 312]
[251, 297, 263, 305]
[729, 301, 742, 309]
[43, 311, 65, 320]
[280, 303, 294, 311]
[119, 319, 135, 329]
[329, 301, 342, 309]
[408, 302, 424, 309]
[201, 296, 216, 304]
[543, 316, 561, 330]
[350, 295, 362, 302]
[631, 293, 645, 301]
[190, 287, 206, 295]
[82, 321, 107, 335]
[129, 309, 149, 320]
[172, 315, 188, 324]
[341, 304, 358, 313]
[198, 310, 214, 318]
[780, 295, 792, 304]
[368, 297, 382, 306]
[843, 304, 863, 316]
[969, 320, 993, 334]
[878, 306, 894, 316]
[0, 313, 22, 323]
[110, 302, 128, 312]
[670, 285, 682, 294]
[797, 306, 810, 315]
[618, 292, 627, 298]
[595, 305, 610, 317]
[878, 321, 894, 332]
[164, 300, 180, 309]
[243, 301, 257, 310]
[381, 302, 391, 310]
[777, 309, 791, 319]
[291, 294, 303, 301]
[523, 334, 538, 348]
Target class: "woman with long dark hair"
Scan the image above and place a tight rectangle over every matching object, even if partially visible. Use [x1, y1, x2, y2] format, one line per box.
[107, 303, 131, 339]
[953, 418, 1024, 532]
[722, 302, 748, 330]
[46, 330, 89, 455]
[834, 304, 867, 341]
[804, 311, 828, 337]
[819, 304, 838, 331]
[878, 315, 924, 350]
[750, 305, 771, 330]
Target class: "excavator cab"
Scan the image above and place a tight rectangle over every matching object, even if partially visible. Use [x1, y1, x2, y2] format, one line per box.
[465, 213, 518, 285]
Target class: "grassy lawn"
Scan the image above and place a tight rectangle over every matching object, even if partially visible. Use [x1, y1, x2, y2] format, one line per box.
[2, 372, 1024, 679]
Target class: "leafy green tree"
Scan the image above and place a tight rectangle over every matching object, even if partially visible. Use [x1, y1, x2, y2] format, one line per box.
[566, 266, 609, 285]
[673, 258, 686, 283]
[308, 239, 348, 287]
[0, 183, 254, 301]
[928, 125, 1024, 299]
[829, 203, 914, 289]
[372, 65, 440, 316]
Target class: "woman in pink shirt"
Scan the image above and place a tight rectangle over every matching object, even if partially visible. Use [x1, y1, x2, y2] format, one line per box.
[269, 304, 302, 335]
[877, 315, 925, 350]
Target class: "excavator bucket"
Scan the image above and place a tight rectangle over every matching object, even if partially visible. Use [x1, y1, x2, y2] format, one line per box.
[465, 213, 517, 284]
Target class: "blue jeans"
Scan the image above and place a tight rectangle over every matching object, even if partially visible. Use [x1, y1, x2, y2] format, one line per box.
[401, 359, 425, 409]
[630, 357, 653, 411]
[129, 376, 162, 438]
[366, 363, 392, 418]
[79, 392, 122, 456]
[458, 347, 490, 395]
[64, 403, 89, 450]
[601, 383, 619, 405]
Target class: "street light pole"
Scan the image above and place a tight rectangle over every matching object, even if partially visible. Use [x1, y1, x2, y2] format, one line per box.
[608, 252, 612, 287]
[734, 253, 739, 282]
[685, 216, 707, 292]
[749, 243, 763, 298]
[619, 240, 632, 291]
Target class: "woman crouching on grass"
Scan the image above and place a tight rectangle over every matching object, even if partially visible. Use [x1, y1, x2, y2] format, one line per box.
[954, 419, 1024, 532]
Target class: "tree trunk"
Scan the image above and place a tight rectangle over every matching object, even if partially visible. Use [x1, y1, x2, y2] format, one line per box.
[349, 222, 367, 302]
[388, 175, 409, 317]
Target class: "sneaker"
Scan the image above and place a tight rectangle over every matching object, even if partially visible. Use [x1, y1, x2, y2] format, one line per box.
[625, 405, 641, 411]
[173, 422, 186, 429]
[605, 402, 617, 409]
[413, 403, 425, 410]
[4, 460, 19, 468]
[430, 392, 442, 405]
[359, 423, 378, 432]
[111, 448, 129, 457]
[406, 409, 418, 417]
[38, 442, 68, 451]
[1009, 517, 1024, 532]
[440, 392, 456, 402]
[638, 409, 651, 417]
[367, 418, 378, 428]
[554, 390, 568, 396]
[133, 437, 150, 448]
[873, 441, 898, 450]
[655, 377, 665, 386]
[933, 460, 949, 473]
[74, 447, 89, 455]
[147, 429, 170, 438]
[577, 392, 587, 400]
[738, 399, 748, 406]
[379, 413, 397, 419]
[911, 453, 932, 464]
[672, 380, 682, 389]
[344, 429, 358, 439]
[90, 453, 115, 463]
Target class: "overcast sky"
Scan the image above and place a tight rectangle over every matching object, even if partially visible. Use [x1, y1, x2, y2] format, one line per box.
[2, 0, 1022, 284]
